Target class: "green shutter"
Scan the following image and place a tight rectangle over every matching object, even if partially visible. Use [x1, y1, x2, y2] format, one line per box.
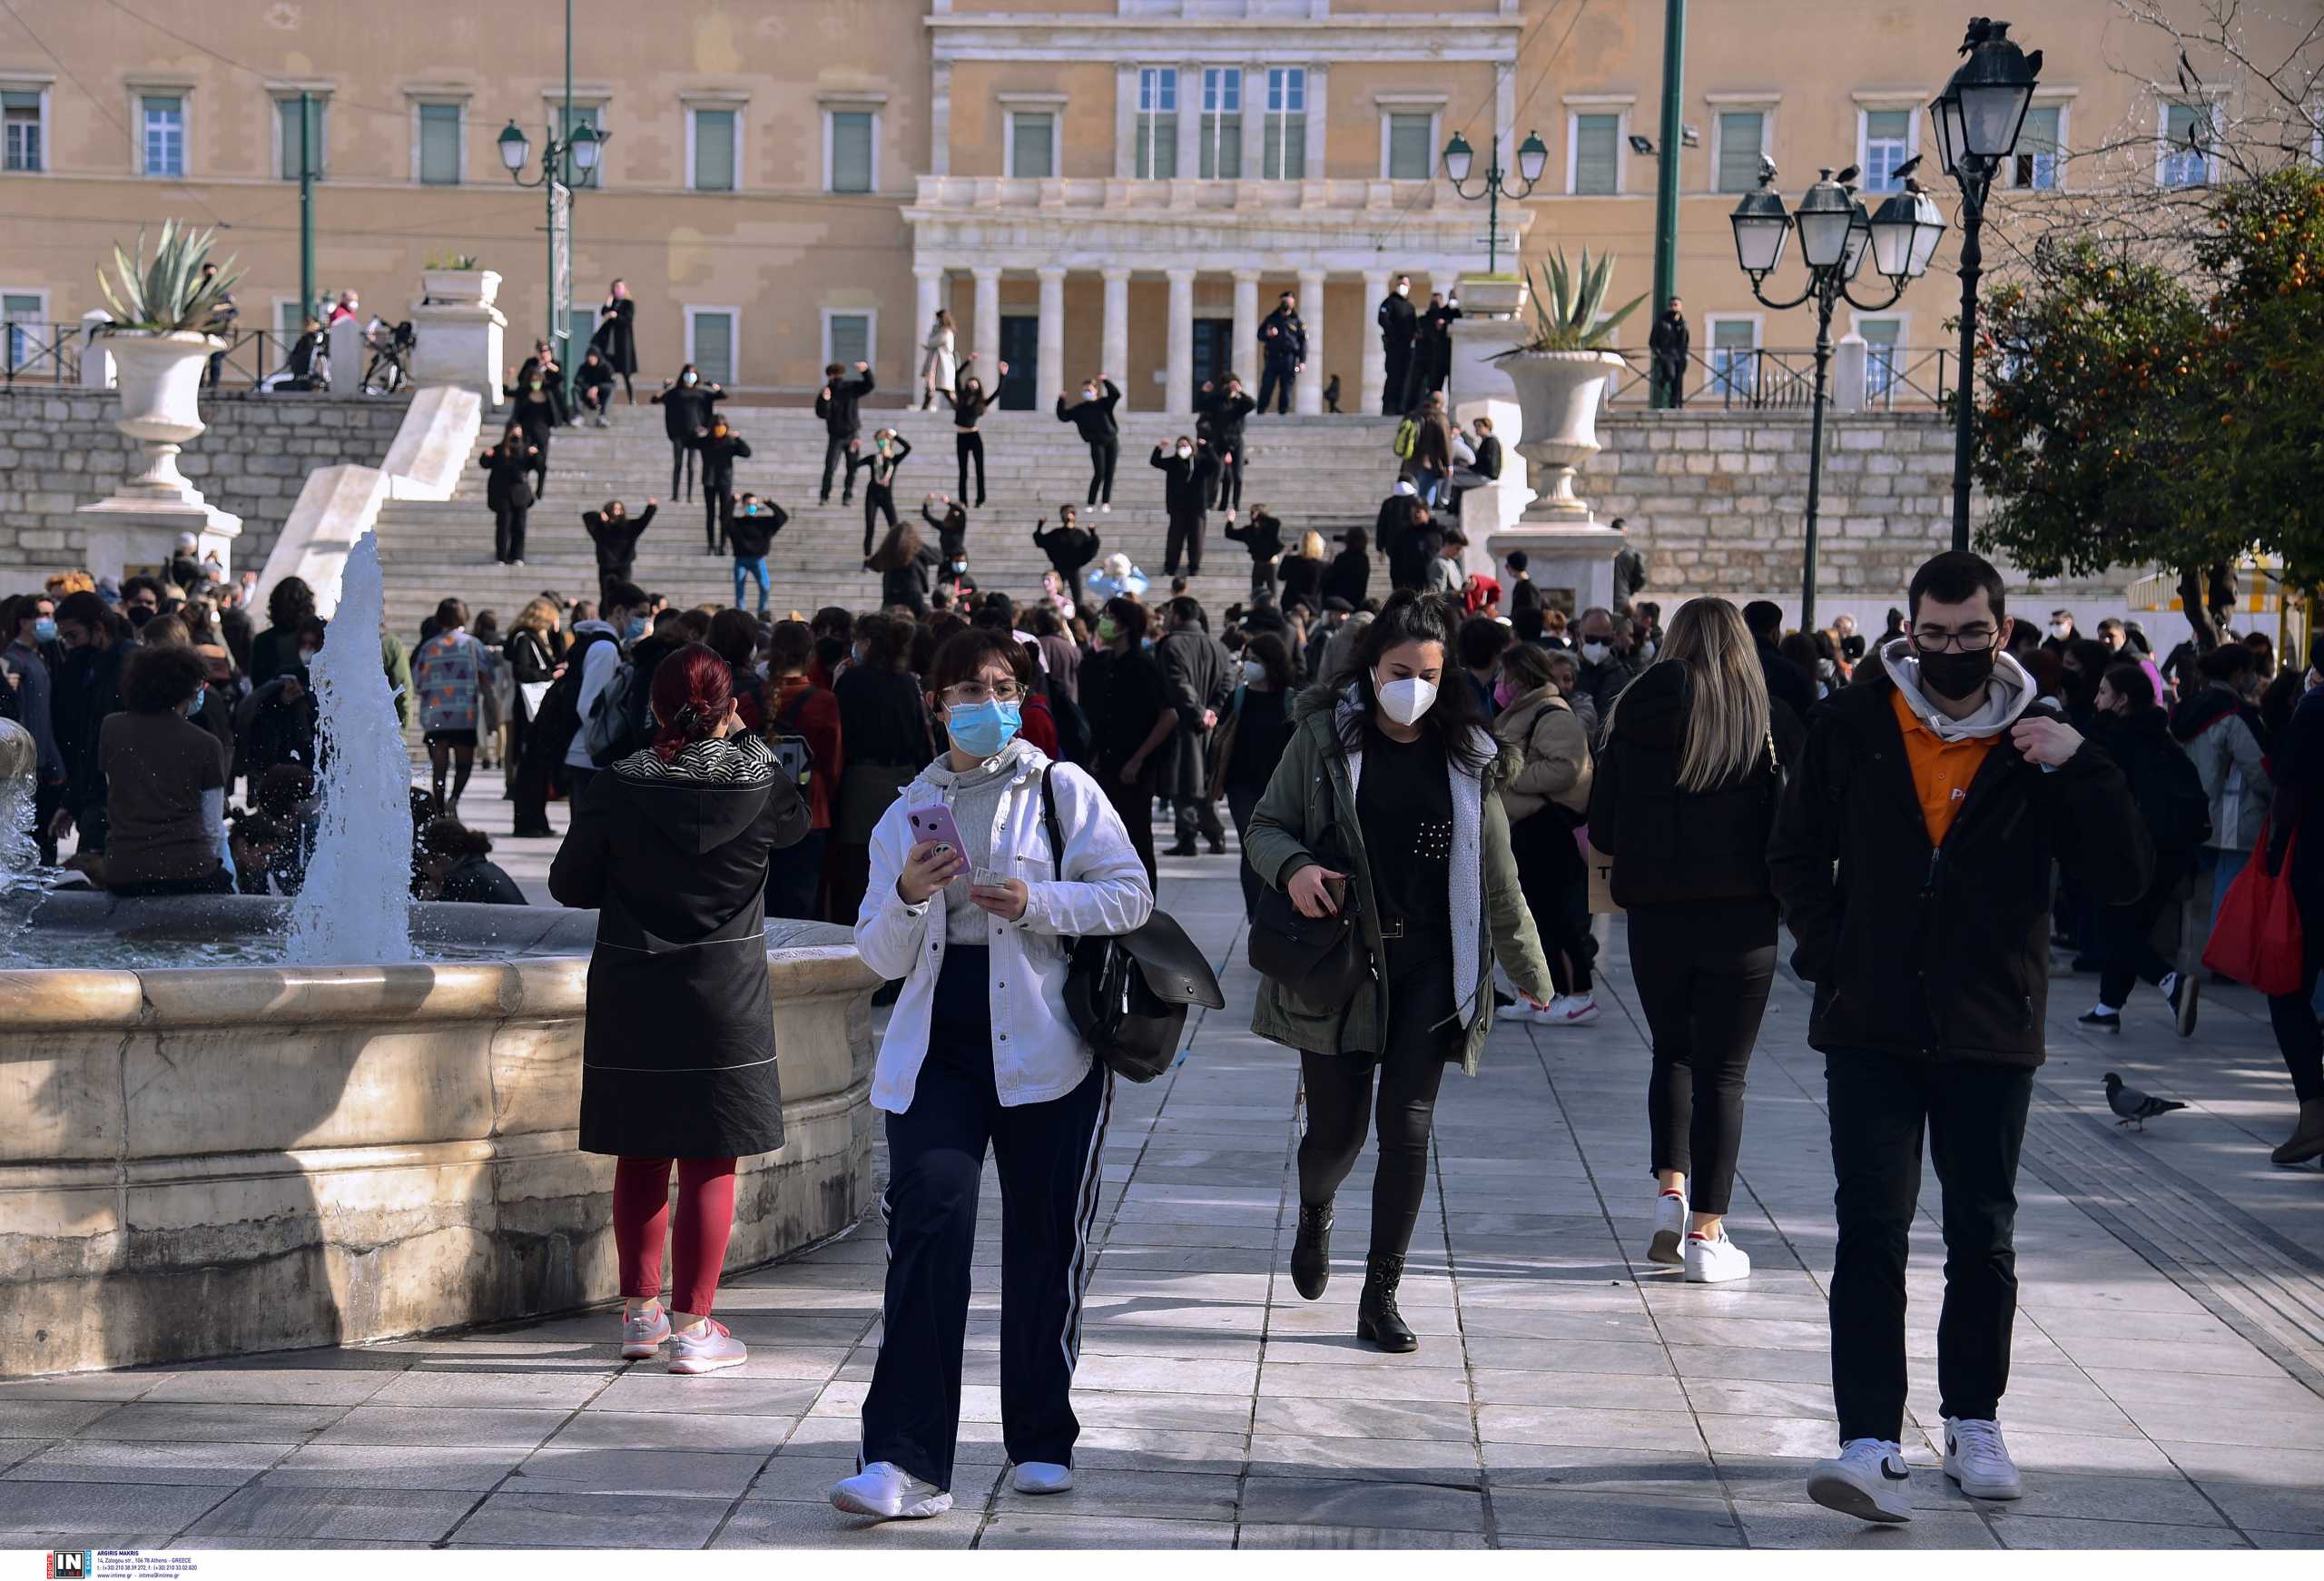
[418, 104, 460, 185]
[1011, 114, 1053, 178]
[1386, 114, 1432, 179]
[693, 311, 734, 386]
[829, 111, 872, 193]
[1573, 114, 1619, 194]
[693, 109, 735, 191]
[1716, 112, 1763, 193]
[827, 313, 869, 370]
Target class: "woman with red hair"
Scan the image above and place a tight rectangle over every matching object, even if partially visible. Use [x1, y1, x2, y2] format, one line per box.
[549, 642, 809, 1375]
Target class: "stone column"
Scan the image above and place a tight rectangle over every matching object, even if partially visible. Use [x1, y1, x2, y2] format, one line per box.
[1360, 267, 1391, 415]
[971, 265, 1002, 379]
[1036, 266, 1066, 401]
[913, 265, 944, 390]
[1101, 267, 1132, 410]
[1166, 267, 1196, 417]
[1295, 266, 1326, 414]
[1230, 269, 1260, 389]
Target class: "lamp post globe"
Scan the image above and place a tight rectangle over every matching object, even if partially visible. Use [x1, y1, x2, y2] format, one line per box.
[569, 121, 602, 174]
[1728, 183, 1791, 277]
[497, 120, 530, 175]
[1516, 129, 1550, 184]
[1794, 169, 1856, 271]
[1442, 130, 1474, 184]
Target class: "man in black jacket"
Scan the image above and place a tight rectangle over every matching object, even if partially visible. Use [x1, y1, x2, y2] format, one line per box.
[1156, 597, 1233, 856]
[1743, 599, 1821, 725]
[1196, 375, 1256, 519]
[1571, 606, 1640, 729]
[814, 361, 874, 507]
[691, 419, 753, 556]
[583, 499, 657, 606]
[1376, 274, 1416, 415]
[1150, 438, 1209, 577]
[1649, 297, 1689, 408]
[1056, 375, 1122, 510]
[1768, 551, 2150, 1526]
[1414, 291, 1461, 396]
[1031, 507, 1101, 586]
[1256, 292, 1305, 416]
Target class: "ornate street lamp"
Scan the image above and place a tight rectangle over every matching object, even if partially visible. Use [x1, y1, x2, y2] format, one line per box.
[498, 116, 609, 386]
[1443, 128, 1549, 274]
[1930, 17, 2041, 551]
[1728, 165, 1944, 627]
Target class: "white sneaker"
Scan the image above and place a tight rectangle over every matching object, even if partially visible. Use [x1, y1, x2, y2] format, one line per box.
[1807, 1438, 1914, 1524]
[1541, 993, 1600, 1027]
[832, 1461, 954, 1520]
[1683, 1227, 1751, 1283]
[1098, 503, 1111, 514]
[1648, 1190, 1688, 1266]
[1010, 1461, 1074, 1495]
[1942, 1417, 2023, 1500]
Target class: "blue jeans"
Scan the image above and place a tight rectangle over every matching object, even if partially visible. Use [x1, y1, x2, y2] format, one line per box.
[733, 556, 769, 614]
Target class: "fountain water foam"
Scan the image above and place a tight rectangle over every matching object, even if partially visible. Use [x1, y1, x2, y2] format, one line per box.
[286, 530, 414, 963]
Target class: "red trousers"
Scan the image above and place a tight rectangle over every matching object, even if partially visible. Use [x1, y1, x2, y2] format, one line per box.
[612, 1156, 738, 1316]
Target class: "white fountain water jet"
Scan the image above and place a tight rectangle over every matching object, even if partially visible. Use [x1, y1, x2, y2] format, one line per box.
[287, 531, 414, 963]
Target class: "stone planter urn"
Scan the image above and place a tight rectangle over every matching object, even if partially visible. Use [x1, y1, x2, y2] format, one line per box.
[1502, 349, 1626, 520]
[420, 268, 499, 311]
[103, 328, 224, 500]
[410, 270, 507, 405]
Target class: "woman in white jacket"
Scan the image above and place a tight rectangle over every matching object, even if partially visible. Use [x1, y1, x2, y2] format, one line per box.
[835, 627, 1153, 1523]
[919, 308, 958, 410]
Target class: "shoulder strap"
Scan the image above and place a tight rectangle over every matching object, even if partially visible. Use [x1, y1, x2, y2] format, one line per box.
[1037, 766, 1084, 949]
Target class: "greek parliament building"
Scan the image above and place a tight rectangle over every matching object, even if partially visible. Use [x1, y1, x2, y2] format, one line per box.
[0, 0, 2264, 410]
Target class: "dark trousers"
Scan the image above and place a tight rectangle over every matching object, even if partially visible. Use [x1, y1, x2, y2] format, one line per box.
[956, 431, 986, 503]
[1257, 362, 1294, 414]
[863, 484, 899, 557]
[1164, 510, 1206, 576]
[1085, 440, 1118, 506]
[1170, 767, 1224, 849]
[765, 826, 826, 921]
[2096, 863, 2181, 1008]
[1297, 948, 1457, 1259]
[704, 486, 734, 553]
[862, 947, 1113, 1493]
[822, 432, 857, 502]
[597, 564, 634, 609]
[1655, 357, 1687, 409]
[1510, 811, 1595, 996]
[526, 443, 549, 500]
[1246, 557, 1275, 600]
[493, 502, 528, 564]
[1826, 1046, 2032, 1443]
[1212, 454, 1245, 513]
[1382, 346, 1412, 415]
[2267, 898, 2324, 1102]
[1226, 781, 1265, 921]
[1628, 901, 1776, 1216]
[670, 438, 696, 500]
[1101, 770, 1157, 887]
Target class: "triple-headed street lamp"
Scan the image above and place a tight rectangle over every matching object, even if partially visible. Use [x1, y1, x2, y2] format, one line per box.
[1730, 165, 1948, 628]
[1929, 18, 2043, 552]
[1442, 128, 1550, 276]
[497, 117, 608, 391]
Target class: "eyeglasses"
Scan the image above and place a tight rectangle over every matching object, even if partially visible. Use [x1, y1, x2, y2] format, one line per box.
[1911, 625, 1997, 653]
[942, 679, 1023, 706]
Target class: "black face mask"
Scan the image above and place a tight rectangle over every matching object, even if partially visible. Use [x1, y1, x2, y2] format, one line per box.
[125, 605, 154, 629]
[1917, 643, 1996, 701]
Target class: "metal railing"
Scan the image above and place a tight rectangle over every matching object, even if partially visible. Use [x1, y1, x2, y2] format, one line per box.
[0, 324, 301, 395]
[1607, 346, 1956, 412]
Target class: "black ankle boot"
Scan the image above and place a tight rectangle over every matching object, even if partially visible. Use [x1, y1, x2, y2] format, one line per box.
[1356, 1252, 1416, 1352]
[1290, 1202, 1334, 1300]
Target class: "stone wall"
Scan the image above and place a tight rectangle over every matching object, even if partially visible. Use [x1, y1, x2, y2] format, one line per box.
[0, 390, 409, 590]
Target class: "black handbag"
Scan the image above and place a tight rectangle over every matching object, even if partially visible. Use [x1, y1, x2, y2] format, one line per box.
[1039, 768, 1225, 1082]
[1248, 860, 1372, 1012]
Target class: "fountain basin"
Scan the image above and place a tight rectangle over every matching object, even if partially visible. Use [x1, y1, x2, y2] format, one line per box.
[0, 895, 879, 1377]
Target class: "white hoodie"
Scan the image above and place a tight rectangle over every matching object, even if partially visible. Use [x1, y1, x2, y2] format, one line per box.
[1879, 637, 2036, 743]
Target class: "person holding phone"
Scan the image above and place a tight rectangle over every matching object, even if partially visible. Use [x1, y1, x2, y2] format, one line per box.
[1245, 591, 1554, 1353]
[838, 629, 1153, 1522]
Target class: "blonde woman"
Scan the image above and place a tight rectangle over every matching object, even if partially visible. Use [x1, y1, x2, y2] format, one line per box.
[1279, 529, 1328, 613]
[1587, 597, 1792, 1284]
[919, 308, 957, 410]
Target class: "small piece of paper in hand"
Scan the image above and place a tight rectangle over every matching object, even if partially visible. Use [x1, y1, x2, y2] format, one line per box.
[971, 867, 1006, 888]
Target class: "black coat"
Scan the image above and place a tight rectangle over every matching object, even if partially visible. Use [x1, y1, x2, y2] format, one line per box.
[575, 357, 615, 400]
[1768, 673, 2151, 1068]
[1057, 380, 1121, 442]
[1755, 635, 1820, 725]
[1150, 448, 1206, 516]
[1323, 548, 1371, 608]
[1377, 291, 1416, 351]
[550, 736, 809, 1158]
[1196, 388, 1255, 451]
[1649, 311, 1690, 370]
[691, 430, 753, 486]
[880, 543, 940, 612]
[1279, 555, 1326, 611]
[1157, 625, 1236, 799]
[589, 296, 637, 374]
[815, 371, 874, 437]
[2090, 706, 2209, 867]
[584, 504, 654, 577]
[1586, 661, 1788, 909]
[1258, 306, 1305, 367]
[480, 443, 535, 511]
[654, 381, 724, 440]
[1472, 434, 1502, 480]
[1225, 513, 1284, 565]
[727, 501, 788, 560]
[1033, 523, 1101, 580]
[441, 855, 527, 906]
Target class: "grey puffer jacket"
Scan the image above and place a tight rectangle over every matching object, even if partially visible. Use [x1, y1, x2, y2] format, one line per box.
[1492, 686, 1591, 825]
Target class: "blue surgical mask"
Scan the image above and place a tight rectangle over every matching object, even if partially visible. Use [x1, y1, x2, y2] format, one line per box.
[623, 616, 647, 643]
[33, 618, 57, 643]
[947, 698, 1021, 759]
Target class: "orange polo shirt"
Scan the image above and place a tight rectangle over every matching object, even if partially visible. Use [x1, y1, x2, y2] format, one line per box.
[1891, 687, 2004, 847]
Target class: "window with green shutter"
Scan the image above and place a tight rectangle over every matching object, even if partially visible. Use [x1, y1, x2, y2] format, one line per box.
[1136, 68, 1177, 179]
[418, 104, 460, 185]
[1262, 68, 1305, 181]
[828, 110, 873, 193]
[1385, 113, 1433, 180]
[690, 310, 734, 386]
[692, 109, 735, 192]
[1199, 68, 1241, 179]
[1716, 111, 1764, 193]
[1573, 113, 1620, 194]
[1011, 112, 1055, 179]
[278, 98, 325, 182]
[826, 312, 870, 371]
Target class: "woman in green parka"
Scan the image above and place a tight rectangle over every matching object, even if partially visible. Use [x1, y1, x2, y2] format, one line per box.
[1245, 591, 1554, 1352]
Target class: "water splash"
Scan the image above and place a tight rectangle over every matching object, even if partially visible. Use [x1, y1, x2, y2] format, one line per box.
[0, 717, 58, 959]
[286, 531, 414, 964]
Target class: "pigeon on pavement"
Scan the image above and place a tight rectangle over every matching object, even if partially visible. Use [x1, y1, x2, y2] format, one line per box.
[2104, 1072, 2187, 1131]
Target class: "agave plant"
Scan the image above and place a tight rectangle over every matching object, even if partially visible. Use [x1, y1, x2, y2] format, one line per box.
[1507, 247, 1647, 353]
[95, 219, 243, 336]
[426, 252, 481, 271]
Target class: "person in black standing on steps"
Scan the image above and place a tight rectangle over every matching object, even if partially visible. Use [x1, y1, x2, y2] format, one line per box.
[1032, 507, 1101, 588]
[589, 279, 638, 403]
[1197, 374, 1256, 521]
[921, 494, 970, 563]
[479, 426, 537, 566]
[1057, 374, 1121, 511]
[1225, 507, 1285, 602]
[584, 499, 657, 606]
[950, 356, 1002, 506]
[1256, 291, 1305, 416]
[1377, 274, 1417, 415]
[852, 429, 912, 558]
[1150, 437, 1208, 578]
[651, 365, 724, 502]
[1414, 291, 1461, 398]
[1589, 597, 1797, 1285]
[692, 417, 753, 556]
[817, 361, 875, 507]
[503, 360, 556, 499]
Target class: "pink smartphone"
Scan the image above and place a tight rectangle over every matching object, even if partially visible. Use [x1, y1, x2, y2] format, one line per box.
[906, 803, 966, 862]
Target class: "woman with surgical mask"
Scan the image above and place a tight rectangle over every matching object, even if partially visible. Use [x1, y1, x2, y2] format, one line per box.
[1246, 591, 1554, 1352]
[840, 629, 1152, 1522]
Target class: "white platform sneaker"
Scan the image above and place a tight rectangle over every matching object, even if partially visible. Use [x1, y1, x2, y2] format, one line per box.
[1807, 1438, 1914, 1524]
[1942, 1417, 2023, 1500]
[1010, 1461, 1075, 1495]
[832, 1461, 954, 1521]
[1683, 1227, 1751, 1283]
[1648, 1189, 1688, 1267]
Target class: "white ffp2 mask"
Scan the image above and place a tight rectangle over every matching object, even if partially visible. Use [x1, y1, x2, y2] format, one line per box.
[1375, 675, 1439, 726]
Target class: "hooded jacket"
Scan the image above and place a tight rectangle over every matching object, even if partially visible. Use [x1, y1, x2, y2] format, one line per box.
[1149, 448, 1207, 517]
[653, 380, 724, 440]
[550, 734, 809, 1157]
[1768, 639, 2151, 1068]
[1057, 380, 1122, 443]
[726, 501, 788, 561]
[1244, 685, 1552, 1075]
[815, 370, 874, 437]
[1033, 521, 1101, 579]
[2173, 682, 2272, 851]
[583, 504, 655, 576]
[1493, 684, 1592, 825]
[1585, 661, 1787, 908]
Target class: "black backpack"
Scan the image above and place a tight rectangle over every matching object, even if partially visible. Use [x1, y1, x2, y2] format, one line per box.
[767, 687, 817, 795]
[1038, 766, 1224, 1082]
